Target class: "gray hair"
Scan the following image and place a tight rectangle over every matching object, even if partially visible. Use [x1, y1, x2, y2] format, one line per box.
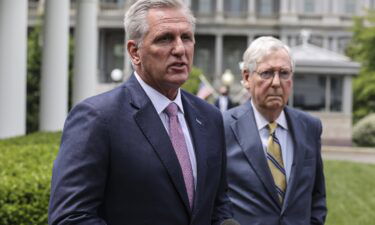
[124, 0, 196, 46]
[242, 36, 295, 73]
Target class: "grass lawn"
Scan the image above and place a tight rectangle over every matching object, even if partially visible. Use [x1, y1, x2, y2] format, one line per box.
[325, 160, 375, 225]
[1, 132, 375, 224]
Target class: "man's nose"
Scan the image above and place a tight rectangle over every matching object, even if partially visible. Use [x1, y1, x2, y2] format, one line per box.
[172, 38, 184, 56]
[271, 72, 281, 86]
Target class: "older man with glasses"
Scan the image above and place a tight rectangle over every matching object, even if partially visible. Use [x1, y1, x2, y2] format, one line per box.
[223, 36, 327, 225]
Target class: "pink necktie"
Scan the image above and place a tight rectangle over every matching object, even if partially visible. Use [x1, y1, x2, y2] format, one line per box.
[165, 103, 194, 208]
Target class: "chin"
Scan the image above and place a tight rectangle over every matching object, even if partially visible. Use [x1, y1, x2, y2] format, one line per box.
[266, 102, 284, 110]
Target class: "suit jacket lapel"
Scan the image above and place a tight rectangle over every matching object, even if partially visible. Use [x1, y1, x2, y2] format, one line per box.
[181, 92, 207, 214]
[126, 75, 191, 213]
[282, 107, 308, 213]
[230, 102, 281, 206]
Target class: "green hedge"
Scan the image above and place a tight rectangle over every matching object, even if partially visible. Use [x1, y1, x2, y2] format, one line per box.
[353, 113, 375, 147]
[0, 132, 60, 225]
[1, 133, 375, 225]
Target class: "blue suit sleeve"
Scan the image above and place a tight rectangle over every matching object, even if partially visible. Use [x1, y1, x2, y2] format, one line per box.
[211, 113, 234, 225]
[48, 101, 109, 225]
[311, 120, 327, 225]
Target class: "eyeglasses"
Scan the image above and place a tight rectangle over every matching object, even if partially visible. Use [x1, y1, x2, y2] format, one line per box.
[254, 69, 292, 80]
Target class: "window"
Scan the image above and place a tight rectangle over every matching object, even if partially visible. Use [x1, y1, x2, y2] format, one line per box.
[257, 0, 279, 17]
[194, 35, 215, 80]
[223, 36, 248, 78]
[344, 0, 356, 14]
[192, 0, 215, 15]
[293, 74, 326, 111]
[303, 0, 315, 13]
[371, 0, 375, 9]
[99, 30, 125, 83]
[330, 77, 343, 112]
[224, 0, 247, 16]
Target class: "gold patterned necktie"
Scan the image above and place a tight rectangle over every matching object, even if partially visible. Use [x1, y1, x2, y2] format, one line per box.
[267, 122, 286, 203]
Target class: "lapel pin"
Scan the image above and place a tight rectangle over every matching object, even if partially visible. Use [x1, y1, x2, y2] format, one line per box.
[196, 118, 202, 125]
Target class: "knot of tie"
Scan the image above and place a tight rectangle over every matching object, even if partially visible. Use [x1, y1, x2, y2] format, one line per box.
[268, 122, 277, 135]
[165, 103, 178, 117]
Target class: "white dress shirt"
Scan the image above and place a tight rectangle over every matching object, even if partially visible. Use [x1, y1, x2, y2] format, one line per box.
[135, 72, 197, 188]
[251, 100, 294, 183]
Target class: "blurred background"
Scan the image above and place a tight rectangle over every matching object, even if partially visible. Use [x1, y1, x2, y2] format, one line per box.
[2, 0, 375, 146]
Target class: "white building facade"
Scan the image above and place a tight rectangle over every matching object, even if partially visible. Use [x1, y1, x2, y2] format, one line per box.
[0, 0, 370, 143]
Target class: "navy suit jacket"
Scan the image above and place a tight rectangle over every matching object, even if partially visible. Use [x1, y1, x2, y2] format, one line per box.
[223, 101, 327, 225]
[48, 75, 232, 225]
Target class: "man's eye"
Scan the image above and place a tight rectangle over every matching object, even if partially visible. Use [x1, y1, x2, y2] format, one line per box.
[156, 35, 172, 43]
[280, 70, 291, 79]
[260, 70, 273, 79]
[181, 35, 192, 41]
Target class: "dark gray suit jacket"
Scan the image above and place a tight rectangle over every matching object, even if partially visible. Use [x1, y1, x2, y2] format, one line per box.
[223, 101, 327, 225]
[48, 75, 232, 225]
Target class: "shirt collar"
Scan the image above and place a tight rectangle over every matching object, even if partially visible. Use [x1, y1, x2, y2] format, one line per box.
[250, 99, 288, 131]
[135, 71, 184, 115]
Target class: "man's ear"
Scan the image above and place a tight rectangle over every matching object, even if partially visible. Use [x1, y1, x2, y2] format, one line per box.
[127, 40, 140, 65]
[241, 70, 250, 89]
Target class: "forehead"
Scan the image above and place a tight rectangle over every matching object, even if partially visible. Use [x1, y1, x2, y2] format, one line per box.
[257, 49, 292, 69]
[146, 8, 192, 32]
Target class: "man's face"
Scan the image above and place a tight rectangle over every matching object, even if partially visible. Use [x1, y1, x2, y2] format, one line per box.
[128, 7, 195, 98]
[244, 49, 293, 112]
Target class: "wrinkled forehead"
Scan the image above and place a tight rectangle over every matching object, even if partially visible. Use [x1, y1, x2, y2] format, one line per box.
[256, 48, 292, 69]
[147, 7, 192, 27]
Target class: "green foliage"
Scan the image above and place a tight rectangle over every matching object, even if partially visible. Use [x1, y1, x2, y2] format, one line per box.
[346, 11, 375, 123]
[325, 160, 375, 225]
[0, 132, 61, 225]
[2, 133, 375, 224]
[352, 113, 375, 147]
[26, 26, 42, 133]
[182, 67, 202, 94]
[26, 23, 74, 133]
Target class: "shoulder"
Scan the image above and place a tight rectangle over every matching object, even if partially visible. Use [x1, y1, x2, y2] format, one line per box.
[223, 101, 251, 123]
[68, 84, 129, 123]
[285, 106, 322, 132]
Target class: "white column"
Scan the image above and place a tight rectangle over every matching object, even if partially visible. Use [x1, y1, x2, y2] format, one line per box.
[247, 0, 256, 22]
[281, 33, 288, 46]
[323, 0, 340, 23]
[216, 0, 224, 21]
[124, 34, 133, 81]
[290, 0, 298, 14]
[184, 0, 192, 8]
[323, 35, 330, 49]
[40, 0, 70, 131]
[73, 0, 98, 105]
[215, 34, 223, 83]
[289, 35, 297, 47]
[281, 0, 298, 22]
[332, 0, 340, 15]
[247, 34, 254, 47]
[0, 0, 28, 138]
[343, 76, 352, 114]
[325, 77, 331, 112]
[331, 37, 338, 52]
[280, 0, 289, 14]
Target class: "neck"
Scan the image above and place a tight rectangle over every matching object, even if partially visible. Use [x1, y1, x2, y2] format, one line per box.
[257, 106, 282, 122]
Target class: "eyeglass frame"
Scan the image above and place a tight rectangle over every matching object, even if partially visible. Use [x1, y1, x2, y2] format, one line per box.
[253, 68, 293, 80]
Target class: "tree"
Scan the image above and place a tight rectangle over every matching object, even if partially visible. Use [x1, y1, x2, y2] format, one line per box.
[26, 25, 42, 133]
[346, 11, 375, 123]
[182, 66, 202, 94]
[26, 23, 74, 133]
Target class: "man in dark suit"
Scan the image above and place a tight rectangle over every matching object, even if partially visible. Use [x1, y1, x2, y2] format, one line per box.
[223, 36, 327, 225]
[48, 0, 232, 224]
[214, 86, 236, 112]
